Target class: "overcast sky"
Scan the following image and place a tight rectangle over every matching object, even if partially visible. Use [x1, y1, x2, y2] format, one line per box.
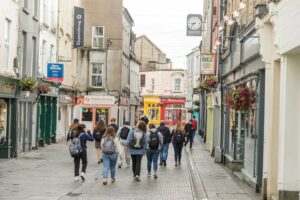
[123, 0, 203, 69]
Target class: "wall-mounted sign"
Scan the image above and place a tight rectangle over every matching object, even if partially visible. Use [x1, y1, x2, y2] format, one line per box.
[140, 74, 145, 87]
[73, 6, 85, 48]
[84, 96, 115, 105]
[200, 53, 215, 75]
[187, 14, 202, 36]
[47, 63, 64, 82]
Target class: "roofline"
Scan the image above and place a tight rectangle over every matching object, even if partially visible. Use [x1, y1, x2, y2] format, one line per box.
[123, 7, 134, 25]
[136, 35, 165, 55]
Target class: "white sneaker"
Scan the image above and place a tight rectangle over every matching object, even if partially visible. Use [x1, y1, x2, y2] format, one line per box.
[147, 173, 151, 177]
[80, 172, 85, 181]
[74, 176, 80, 182]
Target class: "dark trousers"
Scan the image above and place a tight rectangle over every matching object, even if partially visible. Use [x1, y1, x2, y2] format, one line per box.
[131, 154, 143, 177]
[74, 149, 88, 176]
[173, 143, 183, 163]
[185, 135, 194, 149]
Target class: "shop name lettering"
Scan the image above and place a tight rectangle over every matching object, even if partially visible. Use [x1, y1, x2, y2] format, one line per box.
[202, 57, 212, 62]
[50, 65, 62, 71]
[0, 81, 16, 94]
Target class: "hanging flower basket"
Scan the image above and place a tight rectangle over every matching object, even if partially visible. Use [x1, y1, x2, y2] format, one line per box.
[19, 77, 36, 92]
[224, 86, 256, 111]
[187, 108, 193, 113]
[198, 76, 218, 91]
[35, 85, 51, 94]
[193, 100, 200, 106]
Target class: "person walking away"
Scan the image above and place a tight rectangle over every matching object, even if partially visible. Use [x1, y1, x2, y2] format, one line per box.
[172, 122, 185, 166]
[116, 121, 132, 168]
[68, 124, 94, 181]
[101, 127, 123, 185]
[67, 118, 79, 141]
[184, 120, 194, 149]
[140, 115, 149, 125]
[109, 118, 119, 133]
[126, 121, 147, 181]
[191, 116, 198, 140]
[157, 121, 171, 167]
[93, 120, 106, 164]
[146, 124, 163, 178]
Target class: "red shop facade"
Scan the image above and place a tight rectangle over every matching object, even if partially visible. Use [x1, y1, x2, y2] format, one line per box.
[160, 97, 186, 126]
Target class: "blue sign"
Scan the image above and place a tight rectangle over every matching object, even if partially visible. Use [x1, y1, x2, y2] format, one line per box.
[47, 63, 64, 82]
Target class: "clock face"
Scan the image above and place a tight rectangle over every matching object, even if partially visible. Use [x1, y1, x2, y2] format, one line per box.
[187, 16, 201, 31]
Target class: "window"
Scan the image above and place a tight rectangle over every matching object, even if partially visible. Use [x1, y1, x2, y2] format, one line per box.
[0, 100, 8, 144]
[174, 78, 181, 92]
[3, 19, 11, 69]
[140, 74, 145, 87]
[91, 63, 103, 87]
[33, 0, 38, 18]
[24, 0, 28, 8]
[43, 0, 48, 24]
[82, 108, 93, 122]
[151, 78, 155, 91]
[41, 40, 47, 76]
[92, 26, 104, 49]
[21, 31, 27, 76]
[32, 37, 37, 77]
[50, 44, 54, 62]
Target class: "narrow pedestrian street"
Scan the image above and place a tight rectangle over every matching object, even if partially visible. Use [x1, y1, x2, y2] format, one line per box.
[0, 137, 261, 200]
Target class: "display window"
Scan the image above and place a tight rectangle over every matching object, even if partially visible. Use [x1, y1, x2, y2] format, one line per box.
[0, 100, 7, 145]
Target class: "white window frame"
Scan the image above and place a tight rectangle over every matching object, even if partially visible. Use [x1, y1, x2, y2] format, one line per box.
[33, 0, 38, 18]
[92, 26, 105, 49]
[174, 78, 182, 92]
[91, 63, 104, 88]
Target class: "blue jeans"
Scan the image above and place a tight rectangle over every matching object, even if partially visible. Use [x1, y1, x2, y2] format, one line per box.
[146, 149, 160, 173]
[102, 153, 118, 178]
[160, 143, 169, 163]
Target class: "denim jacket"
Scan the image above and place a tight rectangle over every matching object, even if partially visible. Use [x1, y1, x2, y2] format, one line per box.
[126, 128, 147, 155]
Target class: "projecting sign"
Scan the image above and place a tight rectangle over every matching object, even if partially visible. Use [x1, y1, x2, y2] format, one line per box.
[73, 7, 85, 48]
[200, 53, 215, 75]
[47, 63, 64, 82]
[187, 14, 202, 36]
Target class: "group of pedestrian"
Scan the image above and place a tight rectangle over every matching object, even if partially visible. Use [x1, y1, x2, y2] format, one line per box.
[67, 115, 198, 185]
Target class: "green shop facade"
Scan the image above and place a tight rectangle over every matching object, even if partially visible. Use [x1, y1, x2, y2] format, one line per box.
[37, 81, 59, 146]
[0, 75, 18, 158]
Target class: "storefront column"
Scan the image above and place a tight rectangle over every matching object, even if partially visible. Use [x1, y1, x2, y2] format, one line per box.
[51, 98, 57, 143]
[278, 55, 300, 199]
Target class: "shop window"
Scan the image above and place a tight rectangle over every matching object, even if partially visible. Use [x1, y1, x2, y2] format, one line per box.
[82, 107, 93, 121]
[147, 104, 159, 120]
[0, 100, 7, 145]
[92, 26, 105, 49]
[95, 108, 109, 126]
[91, 63, 103, 88]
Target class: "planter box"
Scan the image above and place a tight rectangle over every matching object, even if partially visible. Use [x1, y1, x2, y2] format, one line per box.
[18, 91, 37, 102]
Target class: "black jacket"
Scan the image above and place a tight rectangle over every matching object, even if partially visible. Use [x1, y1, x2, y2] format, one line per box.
[157, 125, 171, 144]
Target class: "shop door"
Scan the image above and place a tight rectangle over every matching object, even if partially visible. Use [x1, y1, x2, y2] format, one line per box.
[18, 102, 33, 153]
[95, 108, 109, 126]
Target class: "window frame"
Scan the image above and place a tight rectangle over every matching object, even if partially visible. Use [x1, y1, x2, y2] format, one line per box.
[92, 26, 105, 49]
[174, 78, 182, 92]
[90, 63, 104, 88]
[3, 19, 11, 69]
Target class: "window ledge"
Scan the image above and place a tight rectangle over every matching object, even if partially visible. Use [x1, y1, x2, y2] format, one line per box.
[173, 91, 182, 93]
[33, 16, 39, 22]
[22, 7, 30, 15]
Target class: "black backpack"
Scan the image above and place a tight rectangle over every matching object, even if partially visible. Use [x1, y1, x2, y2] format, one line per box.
[120, 126, 130, 140]
[129, 129, 144, 149]
[148, 131, 160, 150]
[158, 126, 172, 144]
[173, 131, 185, 144]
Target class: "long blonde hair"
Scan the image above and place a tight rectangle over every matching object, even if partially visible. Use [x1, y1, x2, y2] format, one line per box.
[174, 122, 184, 135]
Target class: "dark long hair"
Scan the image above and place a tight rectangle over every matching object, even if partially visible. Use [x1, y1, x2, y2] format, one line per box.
[137, 121, 147, 133]
[94, 120, 106, 132]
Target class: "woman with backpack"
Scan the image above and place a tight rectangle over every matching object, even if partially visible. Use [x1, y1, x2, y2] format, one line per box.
[116, 121, 132, 168]
[93, 120, 106, 164]
[146, 124, 163, 179]
[126, 121, 147, 181]
[101, 127, 123, 185]
[69, 124, 94, 181]
[172, 122, 186, 166]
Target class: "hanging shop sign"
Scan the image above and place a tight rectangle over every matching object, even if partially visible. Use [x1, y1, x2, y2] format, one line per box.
[73, 6, 85, 48]
[200, 53, 215, 75]
[0, 76, 17, 98]
[83, 96, 115, 106]
[47, 63, 64, 82]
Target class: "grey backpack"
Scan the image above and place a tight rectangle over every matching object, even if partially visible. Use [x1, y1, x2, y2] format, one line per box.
[69, 136, 82, 157]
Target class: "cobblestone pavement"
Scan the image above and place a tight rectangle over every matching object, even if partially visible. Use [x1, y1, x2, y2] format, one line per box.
[0, 138, 262, 200]
[0, 143, 193, 200]
[187, 136, 262, 200]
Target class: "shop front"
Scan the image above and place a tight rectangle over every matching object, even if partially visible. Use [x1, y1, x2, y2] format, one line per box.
[37, 84, 59, 146]
[143, 96, 161, 125]
[75, 95, 115, 130]
[0, 76, 18, 158]
[58, 93, 74, 141]
[161, 97, 186, 126]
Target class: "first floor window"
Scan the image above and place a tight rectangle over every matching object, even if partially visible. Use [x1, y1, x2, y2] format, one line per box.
[92, 26, 104, 49]
[174, 78, 181, 92]
[91, 63, 103, 87]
